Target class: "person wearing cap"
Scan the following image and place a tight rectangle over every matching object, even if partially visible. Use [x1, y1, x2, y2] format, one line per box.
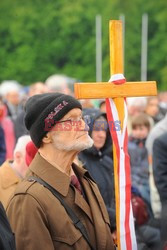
[6, 93, 115, 250]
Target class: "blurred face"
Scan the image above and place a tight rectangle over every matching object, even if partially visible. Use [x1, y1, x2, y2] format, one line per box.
[145, 98, 159, 117]
[100, 102, 106, 113]
[128, 106, 144, 116]
[6, 91, 20, 106]
[50, 108, 93, 152]
[14, 151, 28, 177]
[91, 117, 107, 150]
[29, 83, 49, 96]
[132, 125, 149, 140]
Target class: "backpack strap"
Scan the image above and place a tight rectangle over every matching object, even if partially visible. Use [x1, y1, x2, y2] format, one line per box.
[28, 176, 95, 250]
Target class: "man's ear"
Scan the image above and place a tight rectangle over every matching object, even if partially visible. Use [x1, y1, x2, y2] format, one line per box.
[42, 133, 52, 144]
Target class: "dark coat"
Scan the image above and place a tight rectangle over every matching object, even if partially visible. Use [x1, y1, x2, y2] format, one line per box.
[0, 202, 16, 250]
[7, 153, 114, 250]
[153, 132, 167, 203]
[128, 136, 151, 207]
[0, 125, 6, 165]
[128, 136, 149, 187]
[152, 132, 167, 248]
[79, 108, 115, 230]
[13, 110, 29, 141]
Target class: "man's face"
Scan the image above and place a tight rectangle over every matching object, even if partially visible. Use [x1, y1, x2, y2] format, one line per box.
[50, 108, 93, 152]
[91, 117, 107, 150]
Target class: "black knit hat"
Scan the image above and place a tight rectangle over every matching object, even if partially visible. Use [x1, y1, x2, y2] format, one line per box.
[24, 93, 82, 148]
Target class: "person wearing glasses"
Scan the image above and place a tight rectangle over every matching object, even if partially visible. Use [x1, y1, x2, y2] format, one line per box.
[6, 93, 115, 250]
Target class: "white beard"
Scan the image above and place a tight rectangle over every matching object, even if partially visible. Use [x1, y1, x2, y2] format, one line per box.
[52, 134, 94, 152]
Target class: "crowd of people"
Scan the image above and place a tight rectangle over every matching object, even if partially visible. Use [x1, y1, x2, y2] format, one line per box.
[0, 74, 167, 249]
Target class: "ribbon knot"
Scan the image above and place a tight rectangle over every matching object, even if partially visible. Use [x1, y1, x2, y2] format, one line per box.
[108, 73, 126, 85]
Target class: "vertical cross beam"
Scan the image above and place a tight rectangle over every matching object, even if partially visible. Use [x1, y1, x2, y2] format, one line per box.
[74, 20, 157, 250]
[110, 21, 124, 125]
[110, 20, 124, 250]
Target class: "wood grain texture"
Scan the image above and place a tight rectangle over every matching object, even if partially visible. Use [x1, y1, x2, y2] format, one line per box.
[74, 81, 157, 99]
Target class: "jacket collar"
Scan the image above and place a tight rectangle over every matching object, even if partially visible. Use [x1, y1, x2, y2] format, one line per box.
[0, 161, 20, 189]
[29, 153, 71, 197]
[29, 153, 94, 197]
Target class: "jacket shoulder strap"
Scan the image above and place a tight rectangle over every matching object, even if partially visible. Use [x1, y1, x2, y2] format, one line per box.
[28, 176, 95, 250]
[14, 179, 36, 195]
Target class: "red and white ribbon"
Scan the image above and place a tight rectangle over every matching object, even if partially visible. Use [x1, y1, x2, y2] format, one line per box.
[105, 74, 137, 250]
[108, 73, 126, 85]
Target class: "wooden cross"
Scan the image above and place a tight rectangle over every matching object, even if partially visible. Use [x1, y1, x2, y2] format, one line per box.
[74, 20, 157, 249]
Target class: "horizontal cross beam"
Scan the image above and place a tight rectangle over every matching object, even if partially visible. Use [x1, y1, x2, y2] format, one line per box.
[74, 81, 157, 99]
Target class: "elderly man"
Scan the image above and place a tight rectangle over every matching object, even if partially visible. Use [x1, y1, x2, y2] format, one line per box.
[7, 93, 115, 250]
[0, 80, 22, 120]
[0, 135, 31, 208]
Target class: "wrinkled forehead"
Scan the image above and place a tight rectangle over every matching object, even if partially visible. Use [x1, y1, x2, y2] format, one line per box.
[60, 108, 82, 120]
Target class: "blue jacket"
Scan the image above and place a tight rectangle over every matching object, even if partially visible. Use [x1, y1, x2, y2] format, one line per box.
[128, 136, 149, 187]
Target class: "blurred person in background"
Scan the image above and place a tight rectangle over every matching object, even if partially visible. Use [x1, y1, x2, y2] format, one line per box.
[45, 74, 72, 95]
[0, 96, 15, 160]
[128, 113, 151, 210]
[45, 74, 96, 108]
[0, 135, 31, 209]
[78, 108, 116, 232]
[144, 96, 159, 125]
[0, 80, 22, 120]
[153, 132, 167, 249]
[80, 99, 94, 109]
[126, 97, 147, 134]
[78, 108, 160, 249]
[13, 82, 48, 141]
[0, 125, 6, 165]
[146, 112, 167, 219]
[99, 99, 106, 113]
[158, 91, 167, 120]
[28, 82, 49, 97]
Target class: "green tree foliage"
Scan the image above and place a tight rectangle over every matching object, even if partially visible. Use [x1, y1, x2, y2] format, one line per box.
[0, 0, 166, 90]
[0, 0, 97, 84]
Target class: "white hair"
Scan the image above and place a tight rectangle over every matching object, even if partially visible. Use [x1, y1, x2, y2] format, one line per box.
[14, 135, 31, 156]
[126, 97, 147, 108]
[0, 80, 22, 97]
[45, 74, 69, 92]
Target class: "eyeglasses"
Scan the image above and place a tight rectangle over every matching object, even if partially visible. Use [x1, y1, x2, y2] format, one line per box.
[56, 116, 108, 130]
[55, 116, 84, 125]
[55, 119, 72, 124]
